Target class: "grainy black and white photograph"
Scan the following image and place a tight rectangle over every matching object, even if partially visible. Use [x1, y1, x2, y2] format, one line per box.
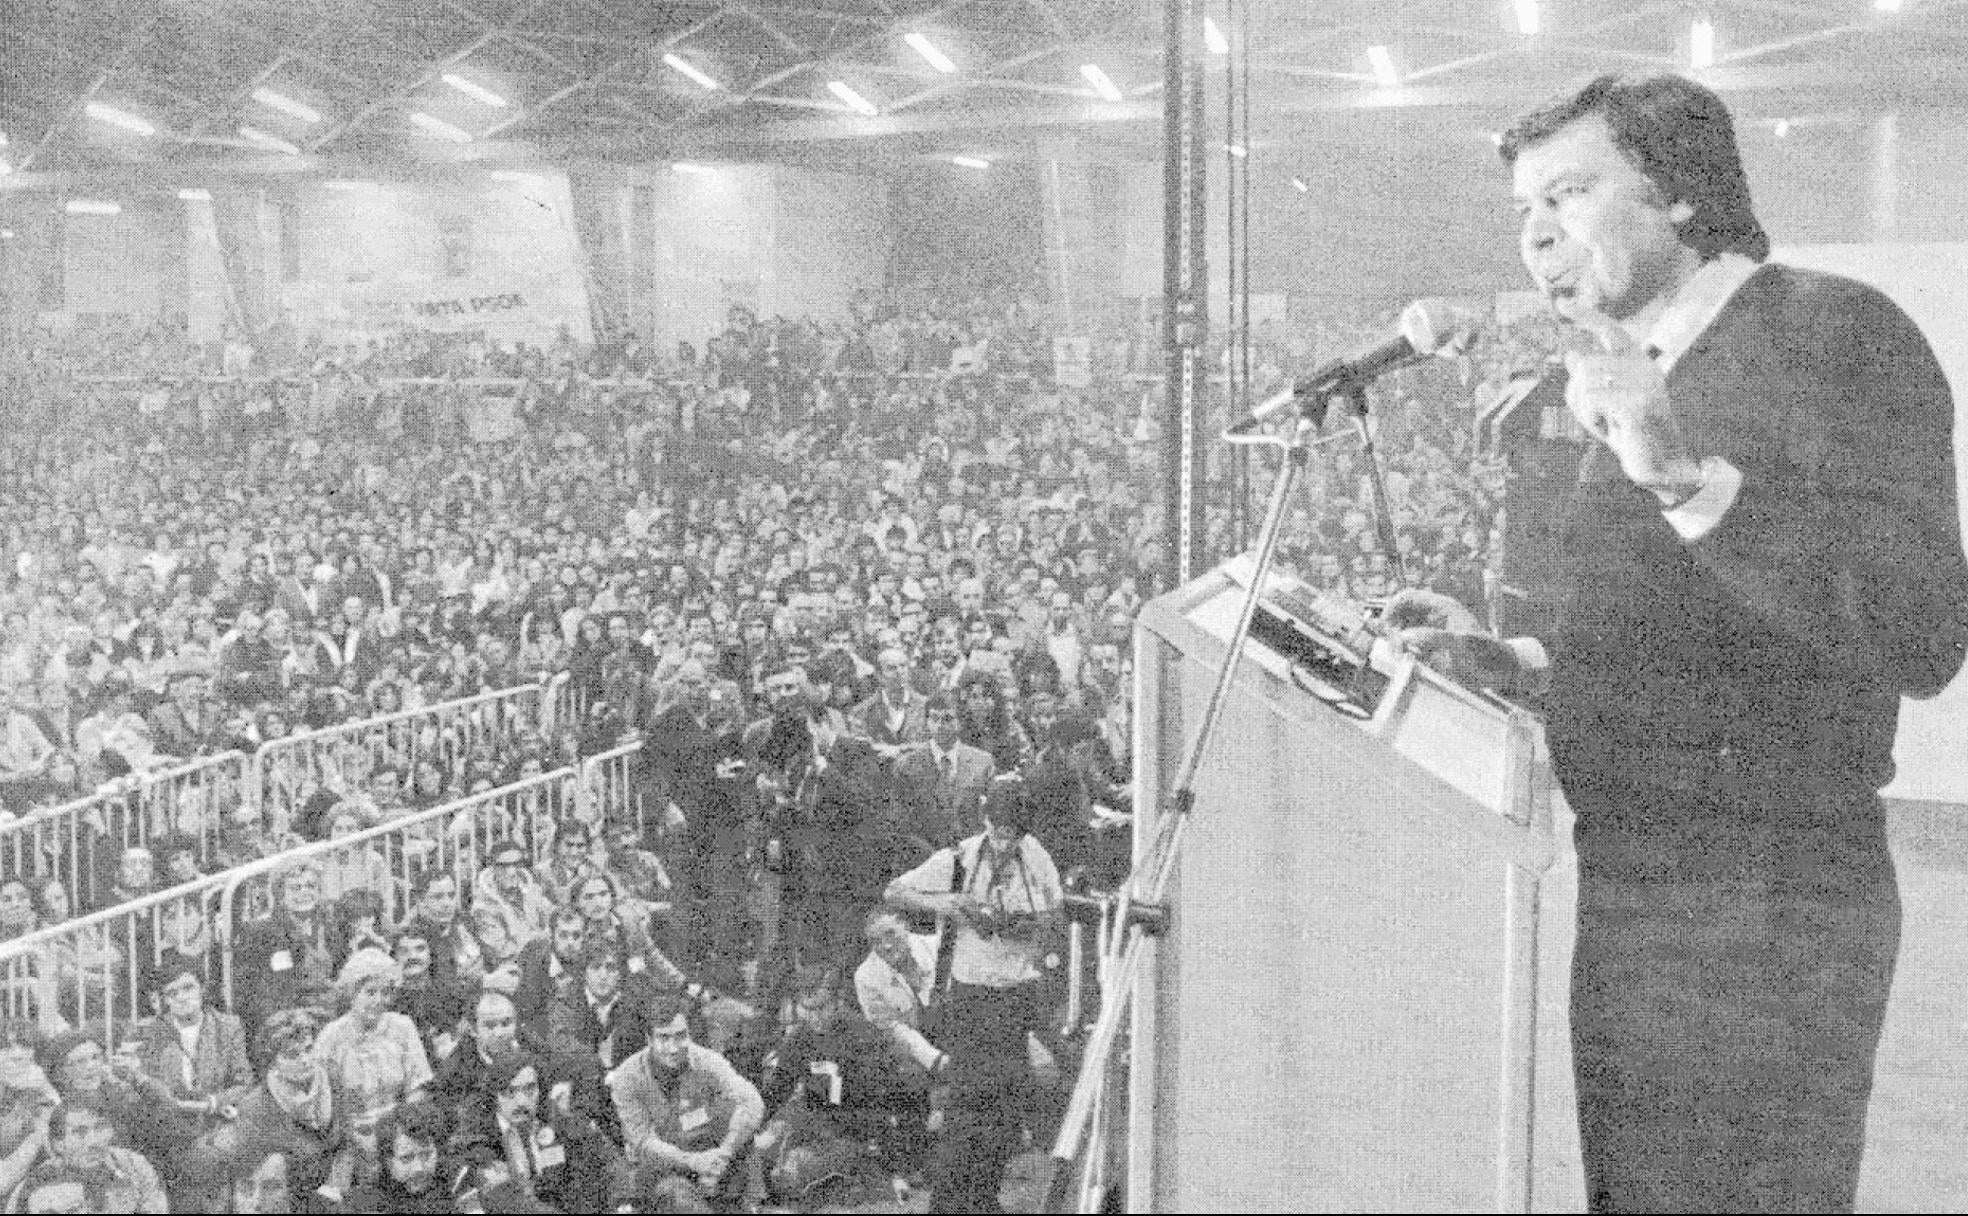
[0, 0, 1965, 1211]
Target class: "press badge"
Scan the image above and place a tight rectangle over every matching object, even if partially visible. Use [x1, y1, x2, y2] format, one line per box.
[534, 1126, 565, 1169]
[678, 1106, 710, 1132]
[628, 956, 646, 975]
[269, 950, 293, 972]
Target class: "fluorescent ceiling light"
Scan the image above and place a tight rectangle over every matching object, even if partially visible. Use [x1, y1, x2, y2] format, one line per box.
[0, 159, 10, 176]
[1204, 17, 1229, 54]
[1225, 143, 1247, 158]
[323, 179, 379, 191]
[1080, 63, 1125, 102]
[65, 199, 122, 216]
[671, 162, 713, 175]
[1513, 0, 1540, 35]
[1875, 0, 1901, 10]
[440, 73, 506, 108]
[410, 112, 474, 143]
[239, 125, 300, 155]
[1773, 119, 1791, 138]
[662, 53, 720, 90]
[84, 101, 156, 137]
[489, 169, 541, 182]
[250, 87, 321, 124]
[1366, 46, 1400, 87]
[1690, 19, 1715, 68]
[904, 32, 957, 73]
[0, 230, 13, 240]
[951, 155, 990, 169]
[177, 187, 212, 201]
[1290, 177, 1309, 193]
[827, 80, 880, 116]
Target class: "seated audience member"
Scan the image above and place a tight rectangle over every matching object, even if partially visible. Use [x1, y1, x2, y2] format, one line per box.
[39, 1031, 169, 1170]
[232, 861, 343, 1050]
[29, 1095, 170, 1213]
[398, 869, 488, 1003]
[472, 841, 556, 966]
[607, 990, 763, 1210]
[454, 1050, 634, 1212]
[342, 1100, 454, 1214]
[757, 966, 932, 1203]
[508, 906, 593, 1028]
[854, 908, 950, 1076]
[542, 942, 652, 1075]
[184, 1007, 359, 1199]
[132, 962, 254, 1205]
[391, 922, 472, 1061]
[9, 1160, 116, 1216]
[430, 989, 605, 1138]
[0, 1058, 60, 1203]
[224, 1148, 298, 1214]
[312, 947, 434, 1160]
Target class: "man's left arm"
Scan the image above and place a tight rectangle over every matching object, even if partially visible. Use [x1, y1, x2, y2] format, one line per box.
[1687, 284, 1968, 697]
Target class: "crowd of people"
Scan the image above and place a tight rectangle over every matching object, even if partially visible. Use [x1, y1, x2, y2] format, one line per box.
[0, 276, 1539, 1212]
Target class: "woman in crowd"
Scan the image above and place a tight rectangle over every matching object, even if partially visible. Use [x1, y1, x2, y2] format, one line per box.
[954, 669, 1032, 774]
[183, 1008, 359, 1201]
[311, 947, 433, 1180]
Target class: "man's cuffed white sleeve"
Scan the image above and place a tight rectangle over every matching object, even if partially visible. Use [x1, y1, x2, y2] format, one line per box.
[1663, 456, 1743, 541]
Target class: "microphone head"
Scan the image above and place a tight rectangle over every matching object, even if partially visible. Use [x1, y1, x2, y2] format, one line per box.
[1399, 298, 1486, 359]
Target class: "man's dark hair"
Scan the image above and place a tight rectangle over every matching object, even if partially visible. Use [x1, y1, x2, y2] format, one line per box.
[375, 1097, 449, 1154]
[1498, 73, 1769, 262]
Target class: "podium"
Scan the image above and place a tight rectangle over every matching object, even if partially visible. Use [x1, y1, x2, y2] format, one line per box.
[1124, 555, 1572, 1212]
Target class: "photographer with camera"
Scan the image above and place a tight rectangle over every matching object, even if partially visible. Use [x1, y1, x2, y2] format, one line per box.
[883, 775, 1066, 1213]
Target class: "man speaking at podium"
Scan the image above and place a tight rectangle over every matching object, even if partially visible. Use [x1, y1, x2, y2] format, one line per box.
[1391, 74, 1968, 1211]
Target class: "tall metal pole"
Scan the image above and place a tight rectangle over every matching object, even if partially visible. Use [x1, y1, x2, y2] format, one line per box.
[1162, 0, 1207, 586]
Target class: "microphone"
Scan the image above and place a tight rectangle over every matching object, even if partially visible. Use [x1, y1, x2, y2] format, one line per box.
[1229, 298, 1484, 433]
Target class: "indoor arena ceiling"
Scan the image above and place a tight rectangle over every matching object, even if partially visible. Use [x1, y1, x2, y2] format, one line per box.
[0, 0, 1964, 181]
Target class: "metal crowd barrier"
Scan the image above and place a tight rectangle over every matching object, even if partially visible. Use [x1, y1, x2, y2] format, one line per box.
[253, 684, 546, 837]
[0, 751, 252, 913]
[0, 762, 602, 1040]
[575, 738, 643, 835]
[0, 876, 227, 1033]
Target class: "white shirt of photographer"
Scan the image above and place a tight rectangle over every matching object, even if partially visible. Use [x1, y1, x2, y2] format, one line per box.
[896, 832, 1064, 989]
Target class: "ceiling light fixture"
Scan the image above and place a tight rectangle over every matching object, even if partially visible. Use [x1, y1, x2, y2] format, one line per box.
[671, 162, 713, 175]
[904, 33, 957, 73]
[440, 73, 507, 108]
[1513, 0, 1540, 35]
[1080, 63, 1125, 102]
[1204, 17, 1229, 54]
[323, 180, 379, 191]
[64, 199, 122, 216]
[827, 81, 880, 116]
[662, 53, 720, 90]
[83, 102, 156, 137]
[1874, 0, 1902, 11]
[250, 87, 321, 124]
[238, 125, 300, 155]
[1290, 177, 1310, 193]
[1226, 143, 1247, 158]
[952, 155, 990, 169]
[410, 112, 474, 143]
[1690, 19, 1716, 68]
[177, 187, 213, 201]
[1366, 46, 1400, 88]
